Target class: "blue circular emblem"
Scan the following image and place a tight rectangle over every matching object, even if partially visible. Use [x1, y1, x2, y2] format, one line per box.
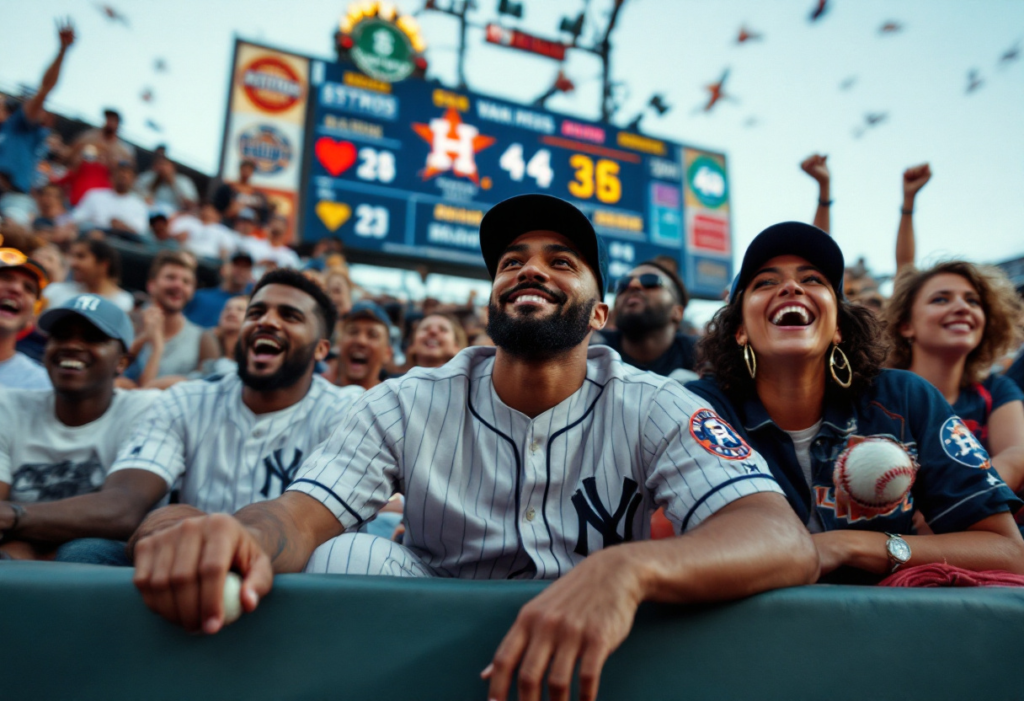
[940, 416, 990, 468]
[689, 409, 751, 461]
[238, 125, 293, 175]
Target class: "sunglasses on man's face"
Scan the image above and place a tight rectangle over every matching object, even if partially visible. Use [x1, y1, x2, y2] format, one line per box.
[615, 273, 668, 296]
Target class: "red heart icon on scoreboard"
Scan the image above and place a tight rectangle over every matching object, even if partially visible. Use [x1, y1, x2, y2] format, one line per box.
[315, 137, 358, 176]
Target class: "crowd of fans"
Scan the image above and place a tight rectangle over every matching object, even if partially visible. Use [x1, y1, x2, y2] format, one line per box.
[2, 20, 1024, 697]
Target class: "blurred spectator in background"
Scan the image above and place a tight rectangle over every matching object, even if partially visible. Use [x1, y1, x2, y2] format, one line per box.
[184, 250, 253, 328]
[0, 20, 75, 226]
[323, 268, 352, 319]
[304, 236, 348, 273]
[596, 260, 696, 378]
[124, 251, 212, 387]
[405, 312, 466, 370]
[171, 202, 239, 261]
[198, 294, 247, 378]
[29, 243, 66, 286]
[885, 261, 1024, 494]
[800, 153, 831, 234]
[72, 108, 135, 171]
[246, 214, 301, 270]
[44, 239, 133, 313]
[135, 151, 197, 211]
[212, 158, 270, 227]
[0, 246, 50, 390]
[147, 212, 183, 250]
[71, 160, 148, 238]
[334, 300, 393, 390]
[32, 183, 76, 246]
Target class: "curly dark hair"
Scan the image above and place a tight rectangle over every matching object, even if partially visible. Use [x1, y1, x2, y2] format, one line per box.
[696, 290, 888, 398]
[883, 261, 1024, 387]
[250, 268, 338, 340]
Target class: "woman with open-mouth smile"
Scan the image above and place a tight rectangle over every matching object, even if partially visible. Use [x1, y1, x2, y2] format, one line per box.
[884, 261, 1024, 496]
[687, 222, 1024, 582]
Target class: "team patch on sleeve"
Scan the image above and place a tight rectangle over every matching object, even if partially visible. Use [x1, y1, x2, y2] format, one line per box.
[689, 409, 752, 460]
[940, 416, 991, 468]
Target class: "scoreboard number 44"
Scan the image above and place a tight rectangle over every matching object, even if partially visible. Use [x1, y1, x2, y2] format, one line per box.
[568, 154, 621, 204]
[499, 144, 554, 188]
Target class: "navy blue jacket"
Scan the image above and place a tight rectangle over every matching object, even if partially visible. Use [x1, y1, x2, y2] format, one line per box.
[686, 369, 1021, 535]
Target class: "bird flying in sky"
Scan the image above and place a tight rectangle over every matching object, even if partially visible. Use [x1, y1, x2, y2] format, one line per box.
[966, 70, 983, 94]
[736, 26, 763, 44]
[839, 76, 857, 91]
[879, 21, 903, 34]
[96, 4, 129, 25]
[998, 42, 1020, 66]
[697, 69, 732, 112]
[809, 0, 829, 23]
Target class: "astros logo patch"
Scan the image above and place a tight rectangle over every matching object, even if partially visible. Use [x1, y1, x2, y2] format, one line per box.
[689, 409, 751, 460]
[940, 416, 990, 468]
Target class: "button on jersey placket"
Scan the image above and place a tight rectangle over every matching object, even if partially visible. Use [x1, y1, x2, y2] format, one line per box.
[523, 427, 546, 526]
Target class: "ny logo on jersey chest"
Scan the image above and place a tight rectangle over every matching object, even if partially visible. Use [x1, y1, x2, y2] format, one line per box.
[571, 477, 643, 556]
[260, 448, 304, 498]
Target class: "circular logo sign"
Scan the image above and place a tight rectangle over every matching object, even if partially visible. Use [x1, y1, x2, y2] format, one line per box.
[689, 409, 752, 461]
[238, 125, 293, 175]
[687, 156, 728, 209]
[351, 19, 415, 83]
[241, 57, 303, 113]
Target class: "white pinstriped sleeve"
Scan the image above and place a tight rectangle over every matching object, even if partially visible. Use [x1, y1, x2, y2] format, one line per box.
[286, 384, 404, 531]
[107, 388, 188, 488]
[642, 382, 784, 533]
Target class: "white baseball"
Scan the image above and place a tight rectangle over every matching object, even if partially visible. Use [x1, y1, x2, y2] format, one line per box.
[222, 572, 243, 625]
[835, 438, 916, 510]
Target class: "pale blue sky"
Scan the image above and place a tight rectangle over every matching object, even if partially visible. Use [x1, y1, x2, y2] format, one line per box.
[2, 0, 1022, 298]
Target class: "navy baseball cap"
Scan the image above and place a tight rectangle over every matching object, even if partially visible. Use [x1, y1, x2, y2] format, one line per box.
[38, 294, 134, 348]
[730, 221, 845, 301]
[479, 194, 610, 295]
[344, 300, 393, 333]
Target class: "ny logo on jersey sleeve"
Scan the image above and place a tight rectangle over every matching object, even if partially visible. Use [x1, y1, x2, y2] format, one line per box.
[260, 448, 304, 498]
[571, 477, 643, 556]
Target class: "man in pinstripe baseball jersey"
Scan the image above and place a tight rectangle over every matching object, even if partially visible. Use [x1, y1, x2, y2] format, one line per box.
[11, 269, 361, 565]
[131, 195, 818, 701]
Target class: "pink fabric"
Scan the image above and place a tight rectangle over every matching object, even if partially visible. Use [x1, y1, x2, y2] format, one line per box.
[880, 563, 1024, 588]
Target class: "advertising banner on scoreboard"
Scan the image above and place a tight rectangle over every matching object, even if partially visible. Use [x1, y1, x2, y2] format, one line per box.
[293, 54, 730, 298]
[220, 41, 311, 238]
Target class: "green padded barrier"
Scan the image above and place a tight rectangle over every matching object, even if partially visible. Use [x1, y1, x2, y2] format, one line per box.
[1, 561, 1022, 700]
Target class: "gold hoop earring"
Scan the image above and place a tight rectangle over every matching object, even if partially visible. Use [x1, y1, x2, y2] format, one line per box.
[829, 344, 853, 388]
[742, 343, 757, 379]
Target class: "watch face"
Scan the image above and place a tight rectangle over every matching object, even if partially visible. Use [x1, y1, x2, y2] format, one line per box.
[888, 537, 911, 563]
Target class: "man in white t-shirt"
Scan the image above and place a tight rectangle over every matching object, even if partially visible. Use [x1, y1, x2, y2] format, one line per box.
[71, 160, 149, 236]
[245, 214, 302, 271]
[0, 246, 51, 390]
[0, 293, 158, 560]
[173, 203, 239, 261]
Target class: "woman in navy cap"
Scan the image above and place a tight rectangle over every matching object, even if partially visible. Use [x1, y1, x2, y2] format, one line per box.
[687, 222, 1024, 582]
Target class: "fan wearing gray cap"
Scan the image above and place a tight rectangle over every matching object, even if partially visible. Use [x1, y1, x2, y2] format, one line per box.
[688, 221, 1024, 584]
[126, 194, 816, 701]
[0, 294, 159, 560]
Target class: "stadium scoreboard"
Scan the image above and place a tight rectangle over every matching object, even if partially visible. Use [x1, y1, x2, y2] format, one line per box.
[222, 40, 734, 299]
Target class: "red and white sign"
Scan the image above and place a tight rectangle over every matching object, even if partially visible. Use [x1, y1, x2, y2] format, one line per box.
[690, 214, 730, 254]
[485, 24, 567, 61]
[241, 57, 304, 114]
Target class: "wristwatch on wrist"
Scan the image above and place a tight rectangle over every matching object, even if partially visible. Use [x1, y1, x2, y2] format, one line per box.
[0, 503, 25, 544]
[884, 532, 911, 573]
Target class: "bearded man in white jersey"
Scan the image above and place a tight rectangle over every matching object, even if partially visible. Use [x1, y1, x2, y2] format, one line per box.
[130, 195, 818, 701]
[4, 269, 360, 566]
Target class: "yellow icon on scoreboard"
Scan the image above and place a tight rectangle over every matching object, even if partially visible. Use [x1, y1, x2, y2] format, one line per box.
[316, 201, 352, 231]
